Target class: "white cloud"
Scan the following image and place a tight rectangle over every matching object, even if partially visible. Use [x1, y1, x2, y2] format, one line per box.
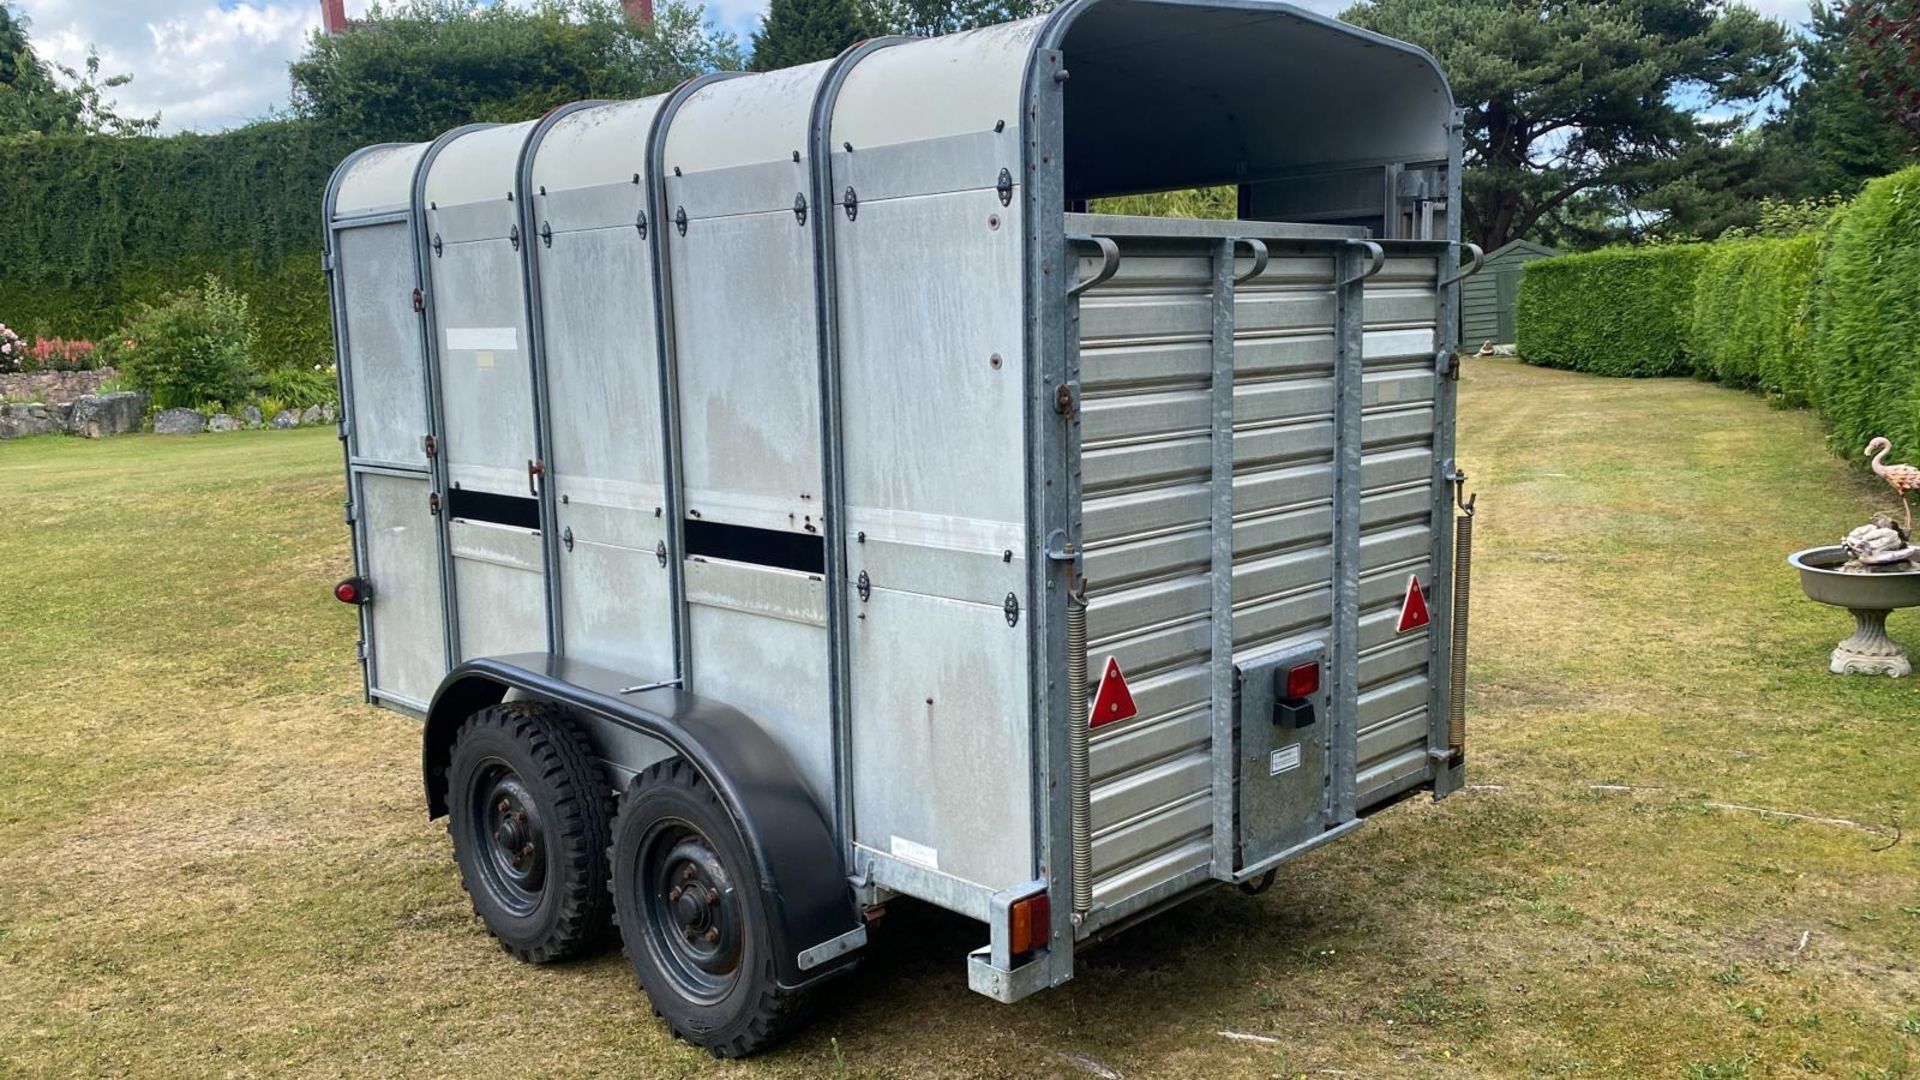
[12, 0, 1816, 135]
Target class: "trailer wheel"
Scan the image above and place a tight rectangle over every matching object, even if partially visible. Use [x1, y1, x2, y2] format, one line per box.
[611, 758, 801, 1058]
[445, 701, 613, 963]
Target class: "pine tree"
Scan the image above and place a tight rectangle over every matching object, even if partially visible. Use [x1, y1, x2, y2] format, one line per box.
[748, 0, 875, 72]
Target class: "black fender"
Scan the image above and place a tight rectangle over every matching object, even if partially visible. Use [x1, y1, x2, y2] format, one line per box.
[423, 653, 863, 989]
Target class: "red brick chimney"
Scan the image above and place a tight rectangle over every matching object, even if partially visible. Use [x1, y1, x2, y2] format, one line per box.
[320, 0, 348, 34]
[623, 0, 653, 24]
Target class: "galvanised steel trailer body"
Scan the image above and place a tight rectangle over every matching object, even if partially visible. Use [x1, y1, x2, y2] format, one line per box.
[323, 0, 1482, 1055]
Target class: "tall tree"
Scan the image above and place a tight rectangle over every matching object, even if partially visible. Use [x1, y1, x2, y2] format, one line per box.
[877, 0, 1053, 37]
[1853, 0, 1920, 140]
[1342, 0, 1794, 251]
[290, 0, 741, 145]
[0, 4, 154, 136]
[1762, 1, 1915, 198]
[748, 0, 874, 71]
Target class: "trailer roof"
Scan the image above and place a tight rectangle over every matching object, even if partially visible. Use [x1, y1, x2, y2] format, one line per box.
[329, 1, 1453, 221]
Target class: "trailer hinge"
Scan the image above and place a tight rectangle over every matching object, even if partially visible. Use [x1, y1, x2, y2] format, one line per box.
[428, 491, 442, 515]
[1436, 348, 1460, 381]
[508, 223, 522, 251]
[422, 433, 438, 459]
[343, 499, 355, 525]
[997, 168, 1014, 206]
[323, 252, 336, 273]
[411, 288, 424, 314]
[792, 192, 808, 226]
[1004, 592, 1020, 627]
[856, 571, 872, 602]
[355, 639, 367, 662]
[431, 233, 443, 258]
[842, 186, 858, 221]
[540, 220, 553, 248]
[675, 206, 688, 236]
[635, 209, 648, 238]
[655, 540, 668, 568]
[561, 526, 574, 552]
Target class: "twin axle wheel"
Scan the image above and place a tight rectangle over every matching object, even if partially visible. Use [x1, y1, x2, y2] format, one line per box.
[445, 704, 800, 1057]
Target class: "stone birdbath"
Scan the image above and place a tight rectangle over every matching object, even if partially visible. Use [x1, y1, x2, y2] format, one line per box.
[1789, 517, 1920, 677]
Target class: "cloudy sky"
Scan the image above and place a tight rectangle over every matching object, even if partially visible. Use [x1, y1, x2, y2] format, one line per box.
[15, 0, 1819, 134]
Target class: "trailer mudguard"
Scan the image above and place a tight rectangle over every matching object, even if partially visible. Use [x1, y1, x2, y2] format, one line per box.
[422, 653, 864, 988]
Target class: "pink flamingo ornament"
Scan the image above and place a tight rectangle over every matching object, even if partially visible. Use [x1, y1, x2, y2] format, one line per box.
[1866, 437, 1920, 534]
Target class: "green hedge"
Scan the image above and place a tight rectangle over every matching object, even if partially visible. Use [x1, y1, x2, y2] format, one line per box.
[1514, 164, 1920, 467]
[1688, 233, 1822, 403]
[0, 121, 347, 367]
[1809, 167, 1920, 459]
[1514, 245, 1709, 377]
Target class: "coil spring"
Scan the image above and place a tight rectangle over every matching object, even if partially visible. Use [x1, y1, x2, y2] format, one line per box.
[1448, 509, 1473, 756]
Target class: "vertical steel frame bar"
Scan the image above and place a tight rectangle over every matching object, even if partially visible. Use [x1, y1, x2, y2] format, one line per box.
[1205, 237, 1239, 878]
[1022, 36, 1078, 984]
[1426, 109, 1468, 797]
[1330, 241, 1366, 822]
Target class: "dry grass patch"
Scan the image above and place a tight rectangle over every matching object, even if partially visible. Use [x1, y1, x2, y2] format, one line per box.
[2, 364, 1917, 1077]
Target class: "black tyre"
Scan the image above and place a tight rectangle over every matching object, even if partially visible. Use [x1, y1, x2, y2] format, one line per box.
[611, 758, 804, 1058]
[445, 701, 613, 963]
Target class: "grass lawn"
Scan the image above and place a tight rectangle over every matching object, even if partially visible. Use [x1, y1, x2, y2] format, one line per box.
[1, 358, 1916, 1078]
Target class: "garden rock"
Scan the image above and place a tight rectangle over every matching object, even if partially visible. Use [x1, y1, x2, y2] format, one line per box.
[0, 402, 63, 439]
[207, 413, 241, 433]
[271, 409, 301, 429]
[300, 405, 324, 426]
[319, 402, 337, 423]
[243, 405, 263, 428]
[66, 392, 147, 439]
[153, 408, 208, 435]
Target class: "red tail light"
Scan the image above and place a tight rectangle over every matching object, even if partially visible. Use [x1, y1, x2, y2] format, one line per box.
[1284, 660, 1319, 700]
[334, 578, 371, 605]
[1009, 889, 1050, 956]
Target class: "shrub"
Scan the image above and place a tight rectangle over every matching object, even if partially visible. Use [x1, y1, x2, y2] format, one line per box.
[260, 366, 339, 409]
[1515, 245, 1709, 377]
[116, 276, 261, 410]
[25, 337, 98, 372]
[1809, 165, 1920, 460]
[0, 321, 21, 373]
[1687, 234, 1822, 402]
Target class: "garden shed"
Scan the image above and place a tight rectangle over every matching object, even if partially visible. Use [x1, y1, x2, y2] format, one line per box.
[1460, 240, 1557, 346]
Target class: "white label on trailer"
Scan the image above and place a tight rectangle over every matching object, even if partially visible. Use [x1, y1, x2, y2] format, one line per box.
[1269, 744, 1302, 776]
[445, 326, 518, 352]
[889, 835, 939, 871]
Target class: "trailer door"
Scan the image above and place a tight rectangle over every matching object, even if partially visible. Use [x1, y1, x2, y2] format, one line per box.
[421, 124, 551, 661]
[330, 198, 446, 711]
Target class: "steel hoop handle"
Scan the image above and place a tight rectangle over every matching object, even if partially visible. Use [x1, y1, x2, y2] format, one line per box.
[1437, 243, 1486, 288]
[1341, 239, 1386, 285]
[1232, 237, 1270, 285]
[1066, 235, 1121, 297]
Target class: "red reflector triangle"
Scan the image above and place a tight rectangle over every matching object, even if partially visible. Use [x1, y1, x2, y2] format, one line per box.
[1088, 656, 1138, 729]
[1397, 573, 1431, 634]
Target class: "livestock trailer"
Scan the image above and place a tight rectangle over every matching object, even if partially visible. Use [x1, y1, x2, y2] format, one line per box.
[323, 0, 1483, 1056]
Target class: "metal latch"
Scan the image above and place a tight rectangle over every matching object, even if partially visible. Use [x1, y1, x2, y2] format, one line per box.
[422, 433, 438, 458]
[1436, 349, 1460, 381]
[428, 491, 442, 515]
[527, 459, 545, 497]
[411, 288, 424, 313]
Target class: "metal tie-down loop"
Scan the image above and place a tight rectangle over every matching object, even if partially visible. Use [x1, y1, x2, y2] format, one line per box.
[1066, 235, 1120, 296]
[1438, 243, 1487, 288]
[1231, 237, 1269, 285]
[1340, 238, 1386, 284]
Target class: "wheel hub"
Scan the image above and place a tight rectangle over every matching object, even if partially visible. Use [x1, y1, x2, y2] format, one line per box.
[639, 826, 743, 1003]
[468, 763, 547, 914]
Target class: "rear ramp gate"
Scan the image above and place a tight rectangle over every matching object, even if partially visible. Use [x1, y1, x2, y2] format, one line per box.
[1066, 217, 1459, 933]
